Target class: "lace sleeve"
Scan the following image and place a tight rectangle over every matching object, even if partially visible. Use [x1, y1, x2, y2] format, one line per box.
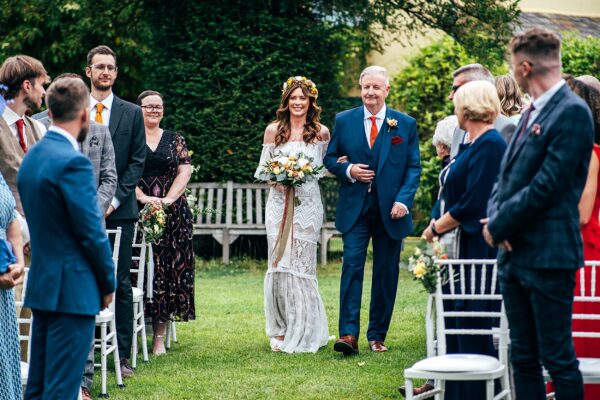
[175, 132, 191, 165]
[254, 143, 275, 180]
[317, 141, 331, 178]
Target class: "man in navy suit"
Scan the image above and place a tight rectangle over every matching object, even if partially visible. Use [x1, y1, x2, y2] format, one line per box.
[324, 66, 421, 354]
[483, 28, 594, 399]
[18, 77, 115, 400]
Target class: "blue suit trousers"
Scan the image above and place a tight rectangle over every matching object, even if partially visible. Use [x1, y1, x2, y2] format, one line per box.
[339, 204, 402, 341]
[25, 310, 95, 400]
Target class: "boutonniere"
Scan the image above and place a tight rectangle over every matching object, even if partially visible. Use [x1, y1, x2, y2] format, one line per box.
[531, 123, 542, 136]
[89, 135, 100, 147]
[386, 118, 398, 133]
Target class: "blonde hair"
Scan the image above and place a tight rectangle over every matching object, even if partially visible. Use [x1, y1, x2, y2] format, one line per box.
[453, 80, 500, 124]
[495, 75, 523, 117]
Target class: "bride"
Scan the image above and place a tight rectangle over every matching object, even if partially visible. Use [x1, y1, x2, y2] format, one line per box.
[254, 76, 330, 353]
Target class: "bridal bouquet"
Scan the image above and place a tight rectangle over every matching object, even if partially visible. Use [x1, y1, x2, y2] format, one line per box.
[255, 150, 324, 267]
[139, 201, 168, 244]
[408, 238, 449, 294]
[256, 151, 324, 191]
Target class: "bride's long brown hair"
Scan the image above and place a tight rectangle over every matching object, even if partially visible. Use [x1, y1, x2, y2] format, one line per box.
[274, 82, 322, 146]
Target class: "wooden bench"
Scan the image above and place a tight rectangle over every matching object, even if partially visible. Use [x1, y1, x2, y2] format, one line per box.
[188, 180, 341, 264]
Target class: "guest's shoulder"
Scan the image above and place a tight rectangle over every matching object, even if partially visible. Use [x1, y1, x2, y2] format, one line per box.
[336, 106, 362, 120]
[113, 95, 142, 112]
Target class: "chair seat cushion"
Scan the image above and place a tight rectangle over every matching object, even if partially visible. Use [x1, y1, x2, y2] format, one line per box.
[579, 358, 600, 376]
[413, 354, 502, 373]
[132, 287, 143, 301]
[21, 361, 29, 383]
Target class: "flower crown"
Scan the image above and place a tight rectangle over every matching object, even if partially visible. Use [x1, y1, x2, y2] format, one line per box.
[282, 76, 318, 98]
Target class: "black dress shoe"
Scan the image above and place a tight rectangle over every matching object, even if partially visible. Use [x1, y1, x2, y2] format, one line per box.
[398, 383, 434, 397]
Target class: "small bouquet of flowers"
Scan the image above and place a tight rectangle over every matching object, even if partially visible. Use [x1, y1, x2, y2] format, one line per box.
[408, 237, 449, 294]
[139, 201, 168, 244]
[185, 187, 217, 221]
[256, 151, 324, 200]
[255, 150, 323, 266]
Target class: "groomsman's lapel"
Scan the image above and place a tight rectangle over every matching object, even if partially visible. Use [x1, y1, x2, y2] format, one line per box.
[108, 96, 124, 137]
[505, 85, 568, 169]
[377, 110, 391, 172]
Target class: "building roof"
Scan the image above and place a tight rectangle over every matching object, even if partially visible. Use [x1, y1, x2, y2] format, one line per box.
[517, 12, 600, 38]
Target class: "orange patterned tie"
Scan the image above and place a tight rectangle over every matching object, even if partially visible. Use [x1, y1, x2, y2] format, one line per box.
[369, 116, 378, 148]
[95, 103, 104, 124]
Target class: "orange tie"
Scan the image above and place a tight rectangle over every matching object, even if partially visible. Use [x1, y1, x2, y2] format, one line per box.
[95, 103, 104, 124]
[369, 116, 378, 148]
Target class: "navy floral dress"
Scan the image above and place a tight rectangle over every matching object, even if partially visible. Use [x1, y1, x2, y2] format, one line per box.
[0, 173, 21, 400]
[137, 130, 195, 322]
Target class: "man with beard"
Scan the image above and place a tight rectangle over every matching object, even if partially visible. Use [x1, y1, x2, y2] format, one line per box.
[84, 45, 146, 381]
[18, 76, 115, 400]
[0, 55, 49, 215]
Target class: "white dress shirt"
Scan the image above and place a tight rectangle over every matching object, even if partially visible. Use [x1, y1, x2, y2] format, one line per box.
[48, 125, 79, 151]
[89, 93, 114, 126]
[2, 107, 48, 146]
[528, 79, 566, 127]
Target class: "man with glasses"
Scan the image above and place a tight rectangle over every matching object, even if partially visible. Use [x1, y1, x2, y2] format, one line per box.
[80, 45, 145, 398]
[448, 64, 516, 158]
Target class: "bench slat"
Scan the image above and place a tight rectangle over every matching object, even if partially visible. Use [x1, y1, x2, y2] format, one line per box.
[246, 189, 253, 224]
[255, 189, 263, 225]
[236, 189, 243, 225]
[206, 189, 215, 225]
[198, 188, 206, 224]
[216, 188, 224, 224]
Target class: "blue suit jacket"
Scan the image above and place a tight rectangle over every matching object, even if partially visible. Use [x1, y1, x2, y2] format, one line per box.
[18, 131, 115, 316]
[324, 106, 421, 240]
[488, 84, 594, 269]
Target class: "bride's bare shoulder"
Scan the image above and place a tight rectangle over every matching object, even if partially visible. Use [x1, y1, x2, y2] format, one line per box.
[263, 123, 278, 144]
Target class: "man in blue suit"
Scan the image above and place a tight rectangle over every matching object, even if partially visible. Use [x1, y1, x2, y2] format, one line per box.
[483, 28, 594, 399]
[324, 66, 421, 354]
[18, 77, 115, 400]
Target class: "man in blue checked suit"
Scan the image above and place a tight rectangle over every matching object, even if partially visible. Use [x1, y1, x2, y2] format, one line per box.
[324, 66, 421, 355]
[18, 77, 115, 400]
[483, 28, 594, 400]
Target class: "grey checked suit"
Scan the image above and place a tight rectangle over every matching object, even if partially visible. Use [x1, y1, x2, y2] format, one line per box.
[33, 111, 117, 212]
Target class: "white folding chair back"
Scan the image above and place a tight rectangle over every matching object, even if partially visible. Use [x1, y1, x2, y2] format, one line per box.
[130, 223, 149, 367]
[547, 260, 600, 398]
[94, 228, 124, 396]
[404, 259, 512, 400]
[17, 268, 31, 388]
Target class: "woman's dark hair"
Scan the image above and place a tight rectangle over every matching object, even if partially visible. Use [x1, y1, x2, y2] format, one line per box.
[136, 90, 163, 106]
[565, 74, 600, 145]
[274, 83, 322, 146]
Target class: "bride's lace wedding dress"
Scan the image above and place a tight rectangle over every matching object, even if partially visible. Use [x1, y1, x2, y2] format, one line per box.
[254, 140, 330, 353]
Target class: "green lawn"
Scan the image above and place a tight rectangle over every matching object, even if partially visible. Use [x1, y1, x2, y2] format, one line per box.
[91, 238, 428, 399]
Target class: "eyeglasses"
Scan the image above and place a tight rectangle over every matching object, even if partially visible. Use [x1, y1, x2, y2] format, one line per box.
[141, 105, 164, 112]
[90, 64, 117, 73]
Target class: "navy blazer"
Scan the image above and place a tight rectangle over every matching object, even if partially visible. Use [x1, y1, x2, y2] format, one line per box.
[18, 131, 115, 315]
[488, 84, 594, 269]
[324, 106, 421, 240]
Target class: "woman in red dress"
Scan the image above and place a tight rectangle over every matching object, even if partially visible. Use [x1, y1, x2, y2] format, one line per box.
[568, 75, 600, 399]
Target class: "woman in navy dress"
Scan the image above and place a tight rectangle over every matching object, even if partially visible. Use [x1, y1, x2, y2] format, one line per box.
[423, 80, 507, 400]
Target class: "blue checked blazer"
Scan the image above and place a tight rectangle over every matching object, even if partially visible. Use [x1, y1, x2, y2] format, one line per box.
[487, 84, 594, 269]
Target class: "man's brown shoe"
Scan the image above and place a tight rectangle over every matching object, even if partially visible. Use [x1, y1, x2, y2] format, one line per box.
[334, 334, 359, 355]
[368, 340, 388, 352]
[398, 383, 435, 398]
[81, 387, 93, 400]
[120, 358, 134, 378]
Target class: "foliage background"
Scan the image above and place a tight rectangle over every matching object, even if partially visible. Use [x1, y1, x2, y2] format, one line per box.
[4, 0, 599, 234]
